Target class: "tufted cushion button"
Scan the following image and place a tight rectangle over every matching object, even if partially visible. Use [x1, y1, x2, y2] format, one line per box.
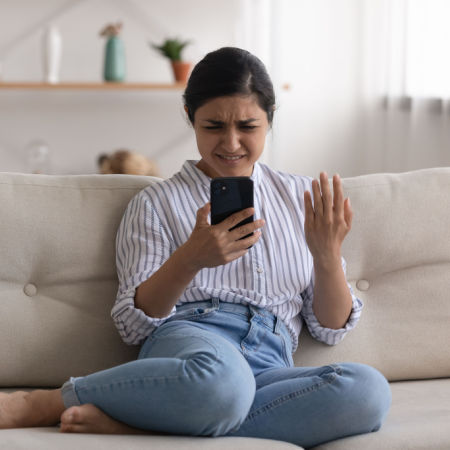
[24, 283, 38, 297]
[356, 279, 370, 291]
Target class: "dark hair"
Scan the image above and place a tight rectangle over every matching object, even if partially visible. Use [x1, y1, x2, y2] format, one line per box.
[183, 47, 275, 125]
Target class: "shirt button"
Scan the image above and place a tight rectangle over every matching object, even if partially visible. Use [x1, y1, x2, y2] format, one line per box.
[24, 283, 38, 297]
[356, 279, 370, 291]
[256, 267, 264, 274]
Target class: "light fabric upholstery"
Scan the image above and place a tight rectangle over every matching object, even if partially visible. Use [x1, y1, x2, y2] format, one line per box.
[311, 379, 450, 450]
[1, 167, 449, 449]
[0, 173, 147, 387]
[294, 168, 450, 381]
[0, 418, 300, 450]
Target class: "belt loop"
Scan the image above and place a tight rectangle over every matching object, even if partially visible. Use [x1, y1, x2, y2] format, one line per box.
[211, 297, 220, 309]
[274, 315, 281, 335]
[248, 304, 258, 319]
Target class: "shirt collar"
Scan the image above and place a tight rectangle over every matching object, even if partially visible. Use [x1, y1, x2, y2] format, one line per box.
[180, 160, 262, 189]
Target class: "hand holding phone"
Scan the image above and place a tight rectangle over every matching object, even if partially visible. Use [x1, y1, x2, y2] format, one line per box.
[210, 177, 254, 240]
[183, 179, 262, 269]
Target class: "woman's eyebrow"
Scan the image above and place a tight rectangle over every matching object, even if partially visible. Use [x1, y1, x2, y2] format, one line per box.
[202, 118, 259, 125]
[238, 118, 259, 125]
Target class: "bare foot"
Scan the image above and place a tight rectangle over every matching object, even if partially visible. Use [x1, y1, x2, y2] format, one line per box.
[0, 390, 64, 428]
[60, 404, 150, 434]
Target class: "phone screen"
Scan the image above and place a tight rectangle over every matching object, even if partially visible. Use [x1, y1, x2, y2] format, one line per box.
[210, 177, 254, 236]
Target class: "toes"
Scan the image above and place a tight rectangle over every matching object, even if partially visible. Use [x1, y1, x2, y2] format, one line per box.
[60, 422, 84, 433]
[60, 406, 82, 425]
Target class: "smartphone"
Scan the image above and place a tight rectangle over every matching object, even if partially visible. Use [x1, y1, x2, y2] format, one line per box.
[210, 177, 254, 240]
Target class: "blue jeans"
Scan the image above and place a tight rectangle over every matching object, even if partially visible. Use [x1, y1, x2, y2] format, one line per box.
[61, 299, 391, 448]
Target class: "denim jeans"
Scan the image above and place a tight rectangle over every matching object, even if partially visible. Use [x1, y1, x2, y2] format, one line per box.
[61, 298, 391, 448]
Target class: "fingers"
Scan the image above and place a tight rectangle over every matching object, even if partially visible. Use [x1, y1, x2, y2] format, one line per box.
[319, 172, 333, 220]
[229, 218, 265, 241]
[344, 197, 353, 229]
[311, 178, 323, 216]
[221, 207, 255, 231]
[230, 228, 263, 254]
[304, 190, 314, 228]
[309, 173, 346, 219]
[332, 174, 344, 217]
[195, 203, 211, 226]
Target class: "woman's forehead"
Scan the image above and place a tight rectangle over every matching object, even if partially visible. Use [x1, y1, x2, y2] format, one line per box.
[196, 95, 266, 121]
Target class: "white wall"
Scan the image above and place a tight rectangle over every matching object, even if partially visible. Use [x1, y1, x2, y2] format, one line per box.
[271, 0, 365, 178]
[2, 0, 447, 179]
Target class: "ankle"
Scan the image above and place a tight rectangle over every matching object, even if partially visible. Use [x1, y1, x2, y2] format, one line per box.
[27, 389, 65, 426]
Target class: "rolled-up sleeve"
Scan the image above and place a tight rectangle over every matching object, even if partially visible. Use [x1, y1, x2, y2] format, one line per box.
[111, 189, 176, 345]
[300, 256, 363, 346]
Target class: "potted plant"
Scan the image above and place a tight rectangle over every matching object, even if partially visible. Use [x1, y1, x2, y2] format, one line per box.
[150, 38, 191, 83]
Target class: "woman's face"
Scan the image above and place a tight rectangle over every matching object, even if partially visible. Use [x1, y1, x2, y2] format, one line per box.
[191, 95, 270, 178]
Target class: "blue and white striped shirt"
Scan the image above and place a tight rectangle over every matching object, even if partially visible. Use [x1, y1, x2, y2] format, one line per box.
[112, 160, 363, 352]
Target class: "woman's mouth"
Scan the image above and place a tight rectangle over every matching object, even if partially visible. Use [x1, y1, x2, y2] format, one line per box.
[217, 154, 244, 161]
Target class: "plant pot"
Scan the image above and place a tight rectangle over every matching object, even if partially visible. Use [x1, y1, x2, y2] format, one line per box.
[104, 36, 126, 82]
[171, 61, 191, 83]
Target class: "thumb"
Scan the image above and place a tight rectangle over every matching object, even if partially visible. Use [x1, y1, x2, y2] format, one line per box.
[195, 203, 211, 227]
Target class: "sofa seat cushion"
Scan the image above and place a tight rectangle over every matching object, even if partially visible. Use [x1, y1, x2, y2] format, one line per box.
[311, 378, 450, 450]
[2, 379, 450, 449]
[0, 426, 301, 450]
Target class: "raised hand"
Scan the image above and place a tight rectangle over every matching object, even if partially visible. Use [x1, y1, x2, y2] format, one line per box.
[303, 172, 353, 270]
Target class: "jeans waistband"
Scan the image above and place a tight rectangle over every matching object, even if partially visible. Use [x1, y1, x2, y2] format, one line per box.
[176, 298, 287, 337]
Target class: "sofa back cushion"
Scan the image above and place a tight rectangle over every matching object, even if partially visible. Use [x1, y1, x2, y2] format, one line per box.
[0, 168, 449, 386]
[0, 173, 154, 387]
[294, 167, 450, 381]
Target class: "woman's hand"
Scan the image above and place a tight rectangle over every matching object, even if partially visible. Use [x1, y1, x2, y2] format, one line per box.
[304, 172, 353, 270]
[181, 203, 265, 271]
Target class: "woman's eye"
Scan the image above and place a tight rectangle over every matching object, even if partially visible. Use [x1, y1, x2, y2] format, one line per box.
[203, 125, 257, 130]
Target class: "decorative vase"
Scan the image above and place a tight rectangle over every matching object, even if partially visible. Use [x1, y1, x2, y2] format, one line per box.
[104, 36, 126, 82]
[42, 25, 62, 84]
[171, 61, 191, 83]
[24, 140, 51, 174]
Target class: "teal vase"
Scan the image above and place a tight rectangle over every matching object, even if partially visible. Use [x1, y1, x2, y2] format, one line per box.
[103, 36, 126, 82]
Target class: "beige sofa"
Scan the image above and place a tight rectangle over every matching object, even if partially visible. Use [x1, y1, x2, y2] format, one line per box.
[1, 167, 449, 450]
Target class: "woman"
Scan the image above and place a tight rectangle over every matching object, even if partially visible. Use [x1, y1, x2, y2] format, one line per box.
[0, 47, 391, 447]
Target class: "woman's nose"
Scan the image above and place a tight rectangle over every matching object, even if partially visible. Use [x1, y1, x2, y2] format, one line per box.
[221, 129, 241, 152]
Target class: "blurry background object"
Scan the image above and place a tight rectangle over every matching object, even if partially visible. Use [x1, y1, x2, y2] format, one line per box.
[42, 24, 62, 83]
[24, 139, 51, 174]
[98, 149, 160, 177]
[151, 37, 191, 82]
[100, 22, 126, 82]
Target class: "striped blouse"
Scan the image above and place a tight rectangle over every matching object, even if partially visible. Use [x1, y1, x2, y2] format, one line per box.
[111, 160, 363, 352]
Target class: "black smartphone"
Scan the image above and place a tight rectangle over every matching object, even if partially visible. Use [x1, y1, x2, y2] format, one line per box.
[210, 177, 254, 240]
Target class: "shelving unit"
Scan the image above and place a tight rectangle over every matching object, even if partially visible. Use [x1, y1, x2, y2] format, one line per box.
[0, 82, 186, 91]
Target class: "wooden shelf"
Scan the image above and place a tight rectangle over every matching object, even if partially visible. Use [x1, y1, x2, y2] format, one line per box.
[0, 82, 186, 91]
